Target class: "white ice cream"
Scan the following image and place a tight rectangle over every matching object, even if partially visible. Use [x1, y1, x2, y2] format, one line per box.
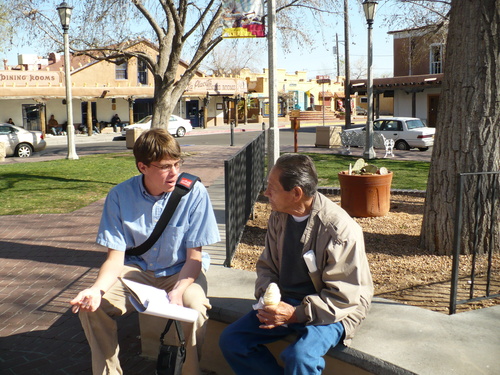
[263, 282, 281, 306]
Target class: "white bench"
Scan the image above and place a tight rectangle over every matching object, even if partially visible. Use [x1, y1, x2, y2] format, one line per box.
[340, 131, 394, 158]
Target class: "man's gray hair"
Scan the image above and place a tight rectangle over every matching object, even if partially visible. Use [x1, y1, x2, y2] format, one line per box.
[274, 154, 318, 197]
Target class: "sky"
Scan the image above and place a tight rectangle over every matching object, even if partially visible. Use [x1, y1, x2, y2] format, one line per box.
[2, 1, 396, 80]
[277, 8, 394, 79]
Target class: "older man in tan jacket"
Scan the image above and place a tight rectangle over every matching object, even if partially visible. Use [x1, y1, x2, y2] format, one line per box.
[220, 153, 373, 375]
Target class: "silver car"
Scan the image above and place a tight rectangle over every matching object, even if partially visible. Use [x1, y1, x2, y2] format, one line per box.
[0, 124, 47, 157]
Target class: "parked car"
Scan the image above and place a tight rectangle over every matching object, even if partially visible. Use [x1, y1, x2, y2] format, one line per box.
[356, 106, 367, 116]
[343, 117, 435, 151]
[0, 123, 46, 157]
[121, 115, 192, 138]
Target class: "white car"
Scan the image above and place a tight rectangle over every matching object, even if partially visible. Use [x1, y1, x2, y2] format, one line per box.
[356, 106, 367, 116]
[0, 123, 47, 157]
[121, 115, 192, 138]
[344, 117, 435, 151]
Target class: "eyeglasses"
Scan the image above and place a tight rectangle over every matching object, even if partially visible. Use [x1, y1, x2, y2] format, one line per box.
[149, 160, 184, 172]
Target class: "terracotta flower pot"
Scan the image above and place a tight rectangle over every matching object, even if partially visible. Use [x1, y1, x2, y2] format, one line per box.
[338, 171, 393, 217]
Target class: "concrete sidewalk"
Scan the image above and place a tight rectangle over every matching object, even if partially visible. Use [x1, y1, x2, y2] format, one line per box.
[41, 119, 280, 146]
[1, 127, 498, 374]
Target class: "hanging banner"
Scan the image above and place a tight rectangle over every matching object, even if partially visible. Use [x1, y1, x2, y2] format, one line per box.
[221, 0, 266, 38]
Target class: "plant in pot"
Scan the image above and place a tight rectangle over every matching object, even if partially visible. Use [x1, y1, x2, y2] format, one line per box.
[337, 158, 393, 217]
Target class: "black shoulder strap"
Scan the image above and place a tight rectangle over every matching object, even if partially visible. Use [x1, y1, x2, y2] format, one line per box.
[160, 319, 185, 347]
[125, 172, 200, 257]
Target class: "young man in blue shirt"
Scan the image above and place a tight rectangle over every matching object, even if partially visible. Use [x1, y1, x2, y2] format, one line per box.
[70, 128, 220, 375]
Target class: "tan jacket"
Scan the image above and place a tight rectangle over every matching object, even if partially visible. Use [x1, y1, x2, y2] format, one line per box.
[255, 192, 374, 346]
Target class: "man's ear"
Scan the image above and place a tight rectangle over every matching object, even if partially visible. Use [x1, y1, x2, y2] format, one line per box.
[137, 161, 147, 174]
[291, 186, 304, 202]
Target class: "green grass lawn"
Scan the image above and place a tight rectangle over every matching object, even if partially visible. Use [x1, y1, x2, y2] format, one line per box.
[306, 153, 429, 191]
[0, 153, 429, 215]
[0, 153, 137, 215]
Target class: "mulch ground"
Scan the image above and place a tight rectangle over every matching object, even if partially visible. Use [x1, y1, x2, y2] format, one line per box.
[231, 194, 500, 314]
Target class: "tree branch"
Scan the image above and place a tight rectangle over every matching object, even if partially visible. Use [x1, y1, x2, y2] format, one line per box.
[183, 0, 220, 41]
[132, 0, 165, 40]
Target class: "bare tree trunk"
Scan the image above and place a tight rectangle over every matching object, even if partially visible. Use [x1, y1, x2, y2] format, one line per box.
[151, 76, 177, 128]
[420, 0, 500, 255]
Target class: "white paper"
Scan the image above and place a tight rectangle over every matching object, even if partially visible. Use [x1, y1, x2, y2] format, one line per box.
[252, 296, 288, 327]
[252, 297, 265, 310]
[303, 250, 318, 273]
[119, 277, 198, 323]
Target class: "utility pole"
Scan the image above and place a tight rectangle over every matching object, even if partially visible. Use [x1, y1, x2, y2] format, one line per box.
[267, 0, 279, 171]
[344, 0, 352, 130]
[335, 33, 340, 78]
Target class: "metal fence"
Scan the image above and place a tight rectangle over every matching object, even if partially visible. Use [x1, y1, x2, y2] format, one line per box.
[224, 131, 266, 266]
[450, 171, 500, 314]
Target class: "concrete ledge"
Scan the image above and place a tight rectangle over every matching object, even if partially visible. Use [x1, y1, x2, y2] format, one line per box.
[135, 234, 498, 374]
[100, 127, 115, 134]
[205, 266, 411, 375]
[205, 265, 500, 375]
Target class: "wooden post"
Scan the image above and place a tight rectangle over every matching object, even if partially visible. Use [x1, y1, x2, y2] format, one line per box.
[290, 110, 301, 153]
[294, 119, 299, 153]
[129, 98, 135, 124]
[40, 104, 47, 136]
[86, 101, 92, 136]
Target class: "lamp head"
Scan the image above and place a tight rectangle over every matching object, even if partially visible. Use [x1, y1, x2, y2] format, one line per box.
[362, 0, 378, 24]
[57, 2, 73, 30]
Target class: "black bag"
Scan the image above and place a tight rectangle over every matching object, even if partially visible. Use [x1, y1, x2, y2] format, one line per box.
[156, 319, 186, 375]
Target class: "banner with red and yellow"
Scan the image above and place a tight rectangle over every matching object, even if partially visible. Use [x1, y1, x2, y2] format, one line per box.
[221, 0, 266, 38]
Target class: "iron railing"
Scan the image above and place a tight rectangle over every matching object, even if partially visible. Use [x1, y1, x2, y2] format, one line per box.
[450, 171, 500, 314]
[224, 131, 266, 266]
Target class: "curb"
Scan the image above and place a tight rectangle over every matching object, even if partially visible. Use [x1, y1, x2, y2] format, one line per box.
[319, 187, 426, 197]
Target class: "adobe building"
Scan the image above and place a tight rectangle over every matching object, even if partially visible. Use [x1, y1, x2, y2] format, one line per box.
[239, 68, 354, 123]
[352, 24, 446, 126]
[0, 39, 247, 133]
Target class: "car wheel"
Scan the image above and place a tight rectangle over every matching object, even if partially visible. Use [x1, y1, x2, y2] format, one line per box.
[16, 143, 33, 157]
[418, 147, 429, 152]
[395, 140, 410, 151]
[176, 127, 186, 137]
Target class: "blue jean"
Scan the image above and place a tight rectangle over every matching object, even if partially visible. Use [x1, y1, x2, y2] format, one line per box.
[219, 310, 345, 375]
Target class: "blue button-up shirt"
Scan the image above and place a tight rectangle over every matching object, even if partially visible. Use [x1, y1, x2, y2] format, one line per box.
[96, 174, 220, 277]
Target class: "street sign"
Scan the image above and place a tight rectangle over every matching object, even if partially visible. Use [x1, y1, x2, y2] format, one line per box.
[316, 75, 331, 84]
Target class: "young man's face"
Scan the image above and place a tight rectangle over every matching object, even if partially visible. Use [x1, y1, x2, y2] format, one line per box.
[138, 158, 182, 196]
[264, 167, 296, 214]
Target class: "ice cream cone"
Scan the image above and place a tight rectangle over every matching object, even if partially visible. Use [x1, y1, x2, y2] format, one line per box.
[263, 282, 281, 306]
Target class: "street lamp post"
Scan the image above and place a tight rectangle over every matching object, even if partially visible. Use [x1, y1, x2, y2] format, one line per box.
[362, 0, 377, 160]
[57, 2, 78, 160]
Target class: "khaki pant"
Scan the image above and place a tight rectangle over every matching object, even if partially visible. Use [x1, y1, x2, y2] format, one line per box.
[79, 265, 211, 375]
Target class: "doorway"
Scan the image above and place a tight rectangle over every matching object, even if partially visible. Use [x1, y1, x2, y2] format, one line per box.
[186, 100, 200, 128]
[133, 99, 154, 122]
[427, 94, 440, 127]
[22, 104, 41, 131]
[81, 102, 97, 125]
